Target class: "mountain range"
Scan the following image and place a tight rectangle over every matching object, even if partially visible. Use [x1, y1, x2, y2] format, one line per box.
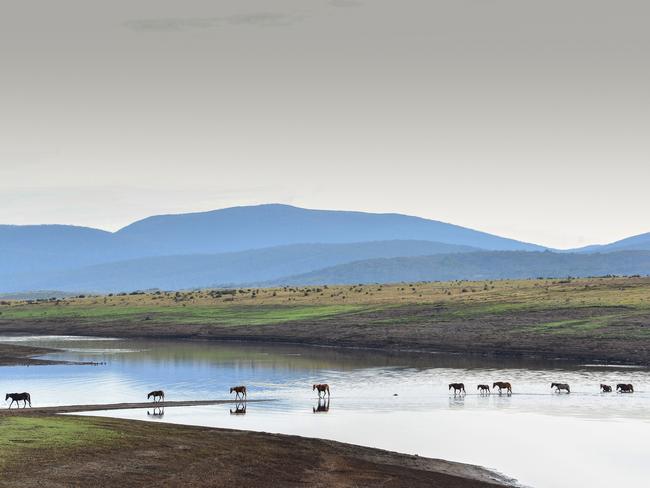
[1, 204, 649, 293]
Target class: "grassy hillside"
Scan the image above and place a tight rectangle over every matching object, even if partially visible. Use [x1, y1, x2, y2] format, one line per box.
[2, 276, 650, 322]
[2, 277, 650, 363]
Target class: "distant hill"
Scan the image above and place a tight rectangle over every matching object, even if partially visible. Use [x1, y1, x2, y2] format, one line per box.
[115, 204, 546, 254]
[3, 204, 650, 293]
[5, 240, 477, 293]
[271, 250, 650, 285]
[0, 204, 547, 292]
[573, 232, 650, 253]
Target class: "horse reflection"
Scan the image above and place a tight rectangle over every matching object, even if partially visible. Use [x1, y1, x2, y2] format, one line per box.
[230, 403, 247, 415]
[313, 398, 330, 413]
[147, 406, 165, 417]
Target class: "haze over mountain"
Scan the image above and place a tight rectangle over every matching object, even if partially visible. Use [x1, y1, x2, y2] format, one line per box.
[274, 251, 650, 285]
[0, 204, 649, 294]
[8, 241, 477, 293]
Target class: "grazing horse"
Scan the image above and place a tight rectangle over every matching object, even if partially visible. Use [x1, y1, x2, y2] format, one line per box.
[147, 390, 165, 402]
[230, 386, 247, 400]
[551, 383, 570, 393]
[313, 384, 330, 398]
[230, 403, 247, 415]
[617, 383, 634, 393]
[448, 383, 466, 395]
[600, 384, 612, 393]
[5, 392, 31, 408]
[477, 384, 490, 394]
[493, 382, 512, 394]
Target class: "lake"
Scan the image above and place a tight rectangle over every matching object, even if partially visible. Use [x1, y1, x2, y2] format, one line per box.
[2, 335, 649, 487]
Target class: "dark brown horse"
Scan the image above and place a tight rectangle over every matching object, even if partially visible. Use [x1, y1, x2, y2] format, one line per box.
[449, 383, 466, 395]
[617, 383, 634, 393]
[313, 384, 330, 398]
[230, 385, 247, 400]
[493, 382, 512, 394]
[477, 384, 490, 394]
[147, 390, 165, 402]
[600, 384, 612, 393]
[6, 392, 31, 408]
[551, 383, 570, 393]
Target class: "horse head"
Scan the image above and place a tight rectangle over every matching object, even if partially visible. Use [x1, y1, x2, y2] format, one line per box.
[4, 393, 9, 401]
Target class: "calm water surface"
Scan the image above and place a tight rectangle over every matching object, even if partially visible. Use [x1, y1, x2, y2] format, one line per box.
[2, 335, 650, 488]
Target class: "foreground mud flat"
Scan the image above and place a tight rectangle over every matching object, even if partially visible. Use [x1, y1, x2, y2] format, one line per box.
[0, 413, 514, 488]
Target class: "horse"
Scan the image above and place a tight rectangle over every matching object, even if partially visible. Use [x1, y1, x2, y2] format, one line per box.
[230, 386, 247, 400]
[600, 384, 612, 393]
[551, 383, 570, 393]
[313, 384, 330, 398]
[617, 383, 634, 393]
[230, 403, 247, 415]
[477, 384, 490, 394]
[147, 390, 165, 402]
[493, 382, 512, 394]
[5, 392, 31, 408]
[313, 398, 330, 413]
[448, 383, 466, 395]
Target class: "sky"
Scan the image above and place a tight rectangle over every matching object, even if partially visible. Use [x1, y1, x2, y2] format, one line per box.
[1, 0, 649, 249]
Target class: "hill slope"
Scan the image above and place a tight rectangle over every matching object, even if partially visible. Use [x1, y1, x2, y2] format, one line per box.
[272, 250, 650, 285]
[3, 240, 477, 293]
[574, 232, 650, 253]
[116, 204, 546, 254]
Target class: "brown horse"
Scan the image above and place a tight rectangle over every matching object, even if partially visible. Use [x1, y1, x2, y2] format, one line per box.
[313, 384, 330, 398]
[230, 386, 247, 400]
[448, 383, 466, 395]
[617, 383, 634, 393]
[493, 382, 512, 394]
[6, 392, 31, 408]
[600, 384, 612, 393]
[477, 384, 490, 394]
[551, 383, 570, 393]
[147, 390, 165, 402]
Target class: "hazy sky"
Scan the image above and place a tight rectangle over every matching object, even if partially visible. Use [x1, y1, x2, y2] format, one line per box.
[1, 1, 649, 249]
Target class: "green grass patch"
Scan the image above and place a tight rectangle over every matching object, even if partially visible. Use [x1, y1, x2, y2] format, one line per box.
[0, 416, 122, 464]
[525, 315, 617, 335]
[0, 304, 367, 326]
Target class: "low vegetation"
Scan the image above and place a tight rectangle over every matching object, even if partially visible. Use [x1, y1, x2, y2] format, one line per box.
[0, 416, 123, 468]
[1, 277, 650, 363]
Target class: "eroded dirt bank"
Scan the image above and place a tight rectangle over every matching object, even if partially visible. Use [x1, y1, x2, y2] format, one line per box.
[2, 303, 649, 365]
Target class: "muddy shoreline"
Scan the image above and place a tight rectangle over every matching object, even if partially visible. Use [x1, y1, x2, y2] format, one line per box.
[1, 305, 649, 365]
[0, 411, 515, 487]
[0, 343, 105, 366]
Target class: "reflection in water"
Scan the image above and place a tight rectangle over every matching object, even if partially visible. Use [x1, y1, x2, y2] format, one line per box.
[313, 398, 330, 413]
[4, 335, 650, 488]
[230, 403, 247, 415]
[448, 396, 465, 409]
[147, 406, 165, 418]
